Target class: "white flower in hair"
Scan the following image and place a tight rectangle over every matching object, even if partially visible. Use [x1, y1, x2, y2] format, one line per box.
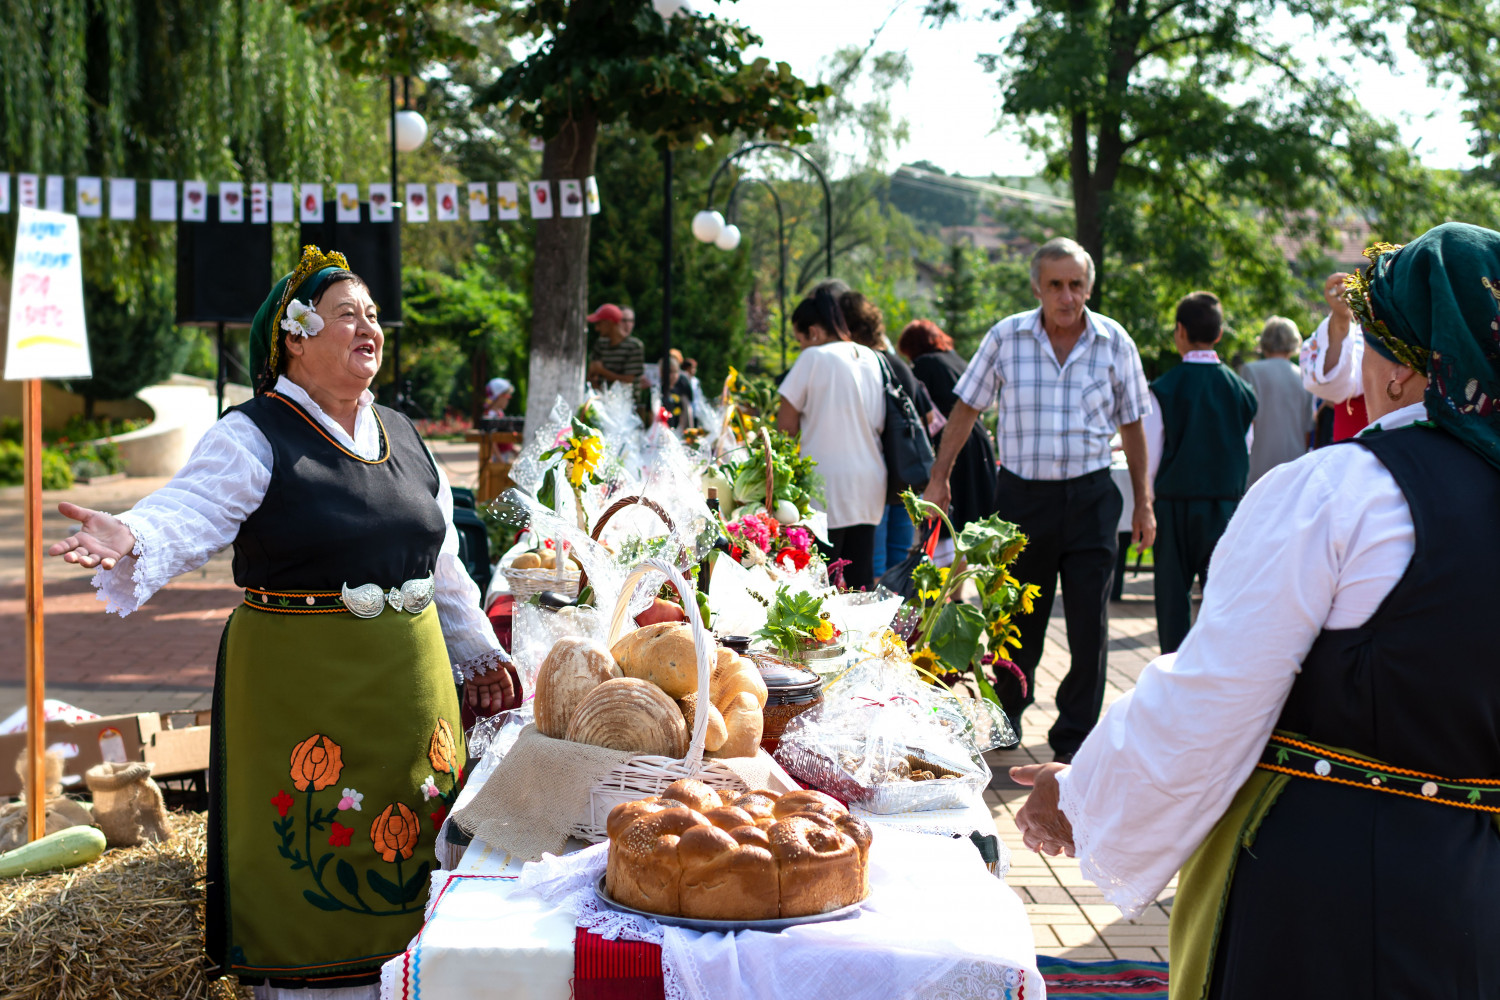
[281, 299, 324, 339]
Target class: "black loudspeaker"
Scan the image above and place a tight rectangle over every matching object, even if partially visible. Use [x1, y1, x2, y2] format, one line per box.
[299, 204, 402, 325]
[175, 196, 275, 324]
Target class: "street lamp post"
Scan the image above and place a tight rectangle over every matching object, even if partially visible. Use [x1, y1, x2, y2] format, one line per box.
[723, 176, 788, 370]
[693, 142, 833, 279]
[388, 74, 426, 411]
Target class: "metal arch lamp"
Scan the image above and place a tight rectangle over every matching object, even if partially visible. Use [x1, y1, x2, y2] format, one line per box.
[388, 74, 427, 411]
[719, 176, 789, 371]
[693, 142, 833, 280]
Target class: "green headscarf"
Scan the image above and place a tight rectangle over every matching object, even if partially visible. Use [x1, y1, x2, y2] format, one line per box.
[1345, 221, 1500, 471]
[248, 245, 352, 392]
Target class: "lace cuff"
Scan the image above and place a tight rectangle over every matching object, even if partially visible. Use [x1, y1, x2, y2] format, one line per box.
[454, 646, 514, 684]
[1057, 768, 1157, 920]
[91, 513, 162, 617]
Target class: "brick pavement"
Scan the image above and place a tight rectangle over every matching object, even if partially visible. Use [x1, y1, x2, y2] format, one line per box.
[1, 440, 1174, 963]
[984, 572, 1177, 962]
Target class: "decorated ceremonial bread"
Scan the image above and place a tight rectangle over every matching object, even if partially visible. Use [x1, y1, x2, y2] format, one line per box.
[535, 624, 768, 760]
[604, 779, 872, 920]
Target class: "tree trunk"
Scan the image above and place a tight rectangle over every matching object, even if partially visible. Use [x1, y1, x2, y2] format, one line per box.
[1069, 110, 1106, 307]
[522, 112, 599, 442]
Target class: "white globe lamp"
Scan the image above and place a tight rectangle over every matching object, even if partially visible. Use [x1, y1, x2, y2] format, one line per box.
[652, 0, 693, 17]
[691, 209, 724, 244]
[714, 224, 742, 251]
[392, 110, 428, 153]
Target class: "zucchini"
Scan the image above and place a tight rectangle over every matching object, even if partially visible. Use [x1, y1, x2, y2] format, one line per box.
[0, 825, 107, 877]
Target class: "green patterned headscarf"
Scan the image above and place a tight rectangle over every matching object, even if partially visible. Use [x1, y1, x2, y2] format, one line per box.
[1344, 222, 1500, 471]
[248, 245, 352, 393]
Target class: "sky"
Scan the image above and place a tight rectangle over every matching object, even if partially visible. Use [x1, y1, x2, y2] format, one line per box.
[716, 0, 1480, 179]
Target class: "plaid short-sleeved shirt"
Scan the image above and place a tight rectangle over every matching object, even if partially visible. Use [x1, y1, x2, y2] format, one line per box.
[954, 307, 1152, 481]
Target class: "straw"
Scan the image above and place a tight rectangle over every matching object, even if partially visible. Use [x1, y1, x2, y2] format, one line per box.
[0, 811, 250, 1000]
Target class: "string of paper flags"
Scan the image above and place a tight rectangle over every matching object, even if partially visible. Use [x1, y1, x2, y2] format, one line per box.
[0, 173, 602, 223]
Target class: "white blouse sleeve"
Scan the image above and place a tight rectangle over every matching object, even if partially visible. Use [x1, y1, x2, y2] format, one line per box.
[431, 462, 510, 683]
[1300, 315, 1364, 402]
[1054, 443, 1415, 918]
[93, 412, 271, 616]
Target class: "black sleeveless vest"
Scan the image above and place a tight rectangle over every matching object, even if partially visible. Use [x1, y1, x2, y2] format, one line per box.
[230, 392, 446, 591]
[1276, 425, 1500, 777]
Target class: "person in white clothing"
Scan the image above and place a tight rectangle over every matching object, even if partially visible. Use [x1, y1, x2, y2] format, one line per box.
[1301, 270, 1372, 441]
[1008, 223, 1500, 999]
[777, 285, 886, 589]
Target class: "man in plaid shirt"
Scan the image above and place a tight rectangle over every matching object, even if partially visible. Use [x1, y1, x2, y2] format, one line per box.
[922, 238, 1155, 763]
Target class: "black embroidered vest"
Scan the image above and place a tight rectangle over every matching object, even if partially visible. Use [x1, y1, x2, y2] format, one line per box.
[230, 393, 445, 591]
[1277, 425, 1500, 777]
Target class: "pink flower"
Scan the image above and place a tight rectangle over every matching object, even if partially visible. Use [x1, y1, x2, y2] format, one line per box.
[784, 526, 813, 553]
[420, 775, 441, 801]
[338, 787, 364, 811]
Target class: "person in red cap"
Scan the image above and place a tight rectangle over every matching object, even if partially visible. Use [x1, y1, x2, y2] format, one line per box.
[587, 303, 644, 389]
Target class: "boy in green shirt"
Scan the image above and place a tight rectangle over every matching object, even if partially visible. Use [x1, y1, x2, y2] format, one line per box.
[1148, 291, 1258, 652]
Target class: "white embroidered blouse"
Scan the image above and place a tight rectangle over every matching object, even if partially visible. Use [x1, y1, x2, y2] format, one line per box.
[1055, 401, 1427, 918]
[92, 376, 508, 682]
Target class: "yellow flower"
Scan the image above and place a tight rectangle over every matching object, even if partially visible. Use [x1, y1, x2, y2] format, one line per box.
[725, 366, 739, 392]
[911, 646, 949, 675]
[563, 433, 603, 486]
[1002, 571, 1021, 589]
[811, 618, 834, 643]
[1019, 583, 1041, 616]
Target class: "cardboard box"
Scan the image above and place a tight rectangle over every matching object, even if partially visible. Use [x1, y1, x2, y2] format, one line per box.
[0, 712, 161, 797]
[142, 724, 211, 778]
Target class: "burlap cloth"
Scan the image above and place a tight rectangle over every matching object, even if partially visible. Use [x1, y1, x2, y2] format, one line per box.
[452, 724, 775, 862]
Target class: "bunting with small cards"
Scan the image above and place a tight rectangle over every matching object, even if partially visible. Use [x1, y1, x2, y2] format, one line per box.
[0, 174, 601, 224]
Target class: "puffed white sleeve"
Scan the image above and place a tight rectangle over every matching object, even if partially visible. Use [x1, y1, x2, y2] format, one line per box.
[1300, 315, 1364, 402]
[93, 412, 271, 616]
[431, 462, 511, 684]
[1053, 446, 1411, 917]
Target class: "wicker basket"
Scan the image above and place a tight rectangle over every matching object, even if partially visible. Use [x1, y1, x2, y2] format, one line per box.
[577, 495, 675, 594]
[502, 560, 581, 603]
[572, 557, 755, 843]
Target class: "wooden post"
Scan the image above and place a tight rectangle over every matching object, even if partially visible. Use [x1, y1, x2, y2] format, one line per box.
[23, 377, 46, 842]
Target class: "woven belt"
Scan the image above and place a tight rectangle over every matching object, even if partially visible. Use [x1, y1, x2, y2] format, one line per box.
[243, 576, 436, 618]
[1256, 733, 1500, 814]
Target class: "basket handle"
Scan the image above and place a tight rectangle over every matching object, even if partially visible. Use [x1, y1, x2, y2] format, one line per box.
[606, 558, 713, 775]
[576, 495, 678, 593]
[759, 426, 774, 512]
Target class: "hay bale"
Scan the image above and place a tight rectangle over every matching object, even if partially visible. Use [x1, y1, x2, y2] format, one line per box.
[0, 811, 250, 1000]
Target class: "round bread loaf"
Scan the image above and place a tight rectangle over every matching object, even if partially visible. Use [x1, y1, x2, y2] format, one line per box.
[611, 622, 700, 698]
[534, 637, 621, 739]
[605, 780, 871, 920]
[565, 678, 689, 757]
[677, 693, 728, 753]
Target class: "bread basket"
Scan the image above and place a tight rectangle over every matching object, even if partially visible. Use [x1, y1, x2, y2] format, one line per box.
[502, 549, 581, 603]
[572, 557, 755, 842]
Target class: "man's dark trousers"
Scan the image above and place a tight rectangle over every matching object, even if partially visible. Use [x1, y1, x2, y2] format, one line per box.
[990, 466, 1121, 756]
[1152, 497, 1237, 653]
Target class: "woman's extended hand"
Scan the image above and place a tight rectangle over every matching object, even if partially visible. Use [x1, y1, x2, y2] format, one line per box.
[48, 502, 137, 570]
[464, 659, 523, 716]
[1012, 761, 1076, 857]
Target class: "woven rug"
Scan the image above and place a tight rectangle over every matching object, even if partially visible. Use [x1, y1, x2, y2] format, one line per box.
[1038, 956, 1169, 998]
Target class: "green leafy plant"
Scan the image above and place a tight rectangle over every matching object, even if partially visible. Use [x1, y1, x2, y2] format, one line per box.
[901, 491, 1040, 709]
[755, 585, 837, 658]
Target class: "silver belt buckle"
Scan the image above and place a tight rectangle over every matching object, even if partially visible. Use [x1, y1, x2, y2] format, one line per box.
[340, 576, 435, 618]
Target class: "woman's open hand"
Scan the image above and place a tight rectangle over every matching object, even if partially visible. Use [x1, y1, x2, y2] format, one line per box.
[48, 502, 136, 570]
[1012, 761, 1076, 857]
[464, 659, 522, 716]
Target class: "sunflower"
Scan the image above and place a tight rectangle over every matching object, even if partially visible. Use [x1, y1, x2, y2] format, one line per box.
[1019, 583, 1042, 616]
[911, 645, 953, 676]
[563, 432, 604, 486]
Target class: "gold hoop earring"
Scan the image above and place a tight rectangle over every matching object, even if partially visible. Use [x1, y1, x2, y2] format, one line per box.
[1386, 377, 1403, 401]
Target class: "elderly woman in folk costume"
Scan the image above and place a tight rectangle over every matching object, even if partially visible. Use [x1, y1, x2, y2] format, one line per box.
[1010, 222, 1500, 998]
[48, 246, 522, 998]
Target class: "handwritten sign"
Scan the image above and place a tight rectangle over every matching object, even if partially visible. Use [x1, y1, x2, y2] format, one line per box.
[4, 208, 90, 381]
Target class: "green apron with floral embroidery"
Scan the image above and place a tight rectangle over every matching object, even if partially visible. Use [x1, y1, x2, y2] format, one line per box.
[209, 599, 464, 985]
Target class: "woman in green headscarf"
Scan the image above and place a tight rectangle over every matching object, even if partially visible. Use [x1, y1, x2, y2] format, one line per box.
[49, 246, 522, 997]
[1003, 221, 1500, 998]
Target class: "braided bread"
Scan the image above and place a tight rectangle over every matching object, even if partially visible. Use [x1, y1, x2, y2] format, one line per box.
[605, 779, 872, 920]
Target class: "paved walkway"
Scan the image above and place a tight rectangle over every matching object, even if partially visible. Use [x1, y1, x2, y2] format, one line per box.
[1, 444, 1173, 962]
[984, 573, 1175, 962]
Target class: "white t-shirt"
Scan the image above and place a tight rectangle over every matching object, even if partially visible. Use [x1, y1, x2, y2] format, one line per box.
[779, 340, 886, 529]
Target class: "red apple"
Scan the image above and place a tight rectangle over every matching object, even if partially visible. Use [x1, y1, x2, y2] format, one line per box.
[224, 191, 240, 205]
[536, 186, 548, 204]
[634, 597, 688, 627]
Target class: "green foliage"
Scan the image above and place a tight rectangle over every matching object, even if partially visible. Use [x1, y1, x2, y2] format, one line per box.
[0, 440, 75, 489]
[921, 0, 1500, 368]
[0, 0, 390, 403]
[755, 585, 830, 658]
[481, 1, 826, 146]
[284, 0, 498, 78]
[589, 129, 755, 391]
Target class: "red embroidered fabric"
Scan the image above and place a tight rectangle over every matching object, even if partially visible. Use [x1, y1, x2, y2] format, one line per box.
[573, 928, 665, 1000]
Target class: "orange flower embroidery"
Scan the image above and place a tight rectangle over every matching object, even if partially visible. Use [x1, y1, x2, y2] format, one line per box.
[370, 802, 420, 862]
[429, 719, 458, 774]
[290, 734, 344, 792]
